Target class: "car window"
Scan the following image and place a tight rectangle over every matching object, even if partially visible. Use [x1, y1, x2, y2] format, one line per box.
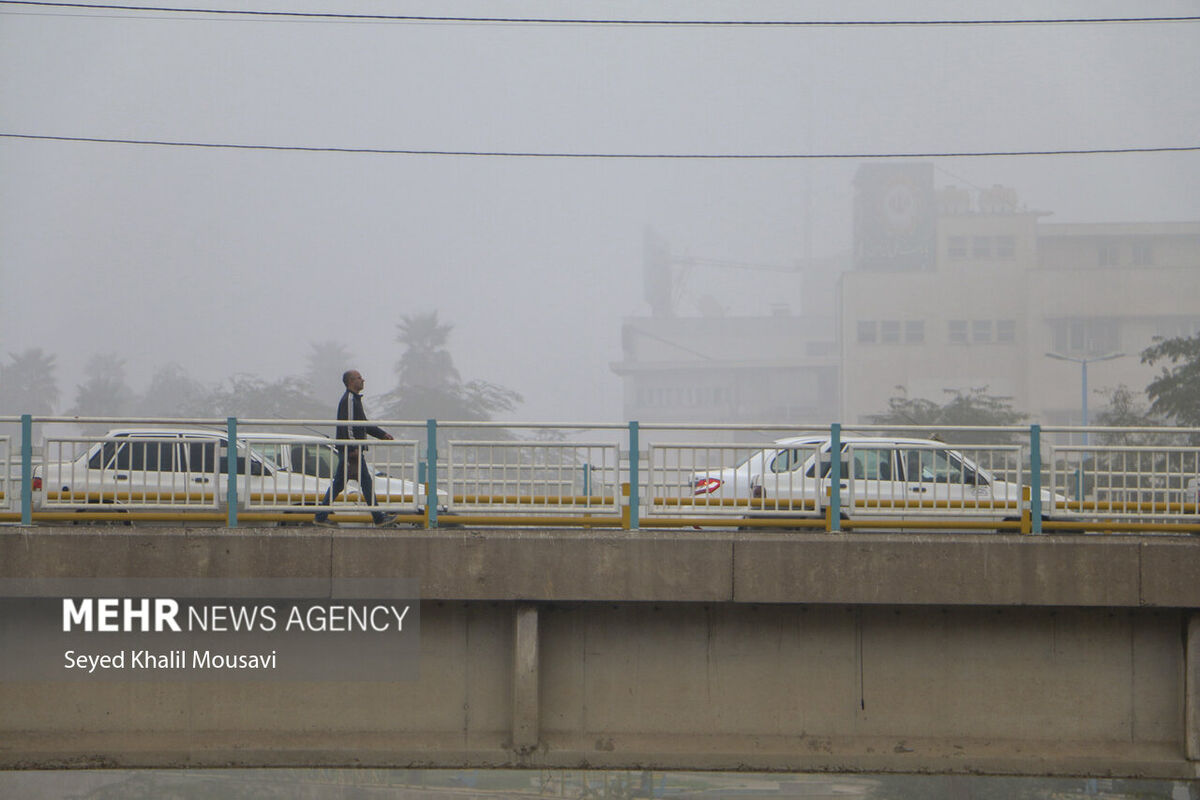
[185, 441, 219, 474]
[903, 448, 972, 483]
[290, 444, 334, 479]
[850, 448, 896, 480]
[107, 440, 179, 472]
[769, 448, 808, 474]
[88, 441, 119, 470]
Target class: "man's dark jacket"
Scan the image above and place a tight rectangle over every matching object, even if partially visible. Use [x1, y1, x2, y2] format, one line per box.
[335, 390, 387, 455]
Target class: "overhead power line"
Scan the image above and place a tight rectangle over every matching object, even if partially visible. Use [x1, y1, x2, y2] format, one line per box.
[2, 133, 1199, 160]
[1, 1, 1199, 26]
[3, 134, 1198, 159]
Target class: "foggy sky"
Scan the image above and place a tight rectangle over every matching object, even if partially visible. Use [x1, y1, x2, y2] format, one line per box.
[2, 1, 1199, 421]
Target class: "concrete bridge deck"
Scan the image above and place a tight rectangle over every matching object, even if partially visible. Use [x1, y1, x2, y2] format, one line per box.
[1, 526, 1198, 778]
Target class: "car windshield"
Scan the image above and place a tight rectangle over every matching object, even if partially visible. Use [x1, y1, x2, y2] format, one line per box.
[769, 448, 813, 473]
[249, 442, 287, 471]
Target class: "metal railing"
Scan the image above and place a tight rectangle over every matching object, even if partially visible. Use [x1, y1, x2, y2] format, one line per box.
[1048, 443, 1200, 521]
[445, 439, 621, 515]
[2, 415, 1199, 534]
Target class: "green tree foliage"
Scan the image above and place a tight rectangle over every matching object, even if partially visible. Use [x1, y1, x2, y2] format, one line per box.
[1089, 386, 1192, 498]
[202, 374, 326, 419]
[134, 363, 213, 418]
[0, 348, 59, 415]
[1141, 332, 1200, 426]
[1091, 384, 1171, 445]
[383, 311, 522, 421]
[868, 387, 1026, 443]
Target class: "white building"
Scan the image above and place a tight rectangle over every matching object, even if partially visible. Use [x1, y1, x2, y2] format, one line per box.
[840, 163, 1200, 426]
[611, 166, 1200, 430]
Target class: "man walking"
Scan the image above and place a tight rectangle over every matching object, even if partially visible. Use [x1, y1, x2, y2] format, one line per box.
[314, 370, 395, 526]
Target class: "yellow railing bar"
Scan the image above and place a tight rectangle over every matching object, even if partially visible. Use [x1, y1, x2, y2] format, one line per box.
[0, 511, 427, 524]
[4, 509, 1200, 532]
[41, 490, 423, 504]
[654, 496, 820, 511]
[451, 494, 616, 506]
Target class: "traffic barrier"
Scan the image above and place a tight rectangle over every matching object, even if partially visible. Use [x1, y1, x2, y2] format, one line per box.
[1, 416, 1198, 534]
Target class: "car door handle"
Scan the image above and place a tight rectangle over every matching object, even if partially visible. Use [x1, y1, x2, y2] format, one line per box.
[114, 474, 128, 481]
[909, 486, 927, 493]
[193, 477, 210, 484]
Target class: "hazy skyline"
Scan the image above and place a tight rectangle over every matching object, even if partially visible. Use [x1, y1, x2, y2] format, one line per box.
[2, 1, 1199, 421]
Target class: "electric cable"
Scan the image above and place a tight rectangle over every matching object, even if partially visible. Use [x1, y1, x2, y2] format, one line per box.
[1, 1, 1198, 27]
[1, 133, 1198, 160]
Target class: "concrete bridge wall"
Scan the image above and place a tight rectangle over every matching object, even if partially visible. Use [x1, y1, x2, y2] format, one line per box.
[1, 527, 1198, 779]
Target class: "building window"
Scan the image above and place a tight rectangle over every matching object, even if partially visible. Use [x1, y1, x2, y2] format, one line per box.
[972, 320, 993, 343]
[1051, 318, 1119, 356]
[1154, 317, 1200, 339]
[904, 320, 925, 344]
[948, 236, 968, 260]
[996, 319, 1016, 343]
[880, 320, 901, 344]
[1099, 243, 1119, 267]
[857, 321, 877, 343]
[995, 235, 1016, 259]
[949, 320, 968, 344]
[972, 236, 992, 259]
[1132, 241, 1153, 266]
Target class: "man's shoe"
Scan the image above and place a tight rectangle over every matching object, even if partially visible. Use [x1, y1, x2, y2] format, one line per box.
[314, 517, 338, 528]
[374, 513, 399, 527]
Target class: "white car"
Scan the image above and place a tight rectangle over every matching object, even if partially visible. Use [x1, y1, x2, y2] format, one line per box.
[32, 427, 439, 513]
[690, 434, 1060, 522]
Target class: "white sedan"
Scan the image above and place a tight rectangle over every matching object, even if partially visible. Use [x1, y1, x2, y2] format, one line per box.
[690, 435, 1059, 522]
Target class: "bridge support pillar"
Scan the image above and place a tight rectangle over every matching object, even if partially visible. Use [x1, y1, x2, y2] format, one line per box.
[513, 603, 540, 754]
[1188, 612, 1200, 762]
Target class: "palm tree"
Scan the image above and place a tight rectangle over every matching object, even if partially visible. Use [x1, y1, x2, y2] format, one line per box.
[393, 311, 460, 391]
[69, 353, 136, 426]
[384, 311, 521, 422]
[0, 348, 60, 416]
[304, 340, 355, 399]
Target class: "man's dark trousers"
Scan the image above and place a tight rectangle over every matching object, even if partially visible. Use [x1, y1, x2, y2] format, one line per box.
[314, 448, 385, 524]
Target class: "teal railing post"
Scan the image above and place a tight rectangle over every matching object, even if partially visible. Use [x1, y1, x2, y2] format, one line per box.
[628, 421, 640, 530]
[1030, 424, 1043, 534]
[829, 423, 842, 532]
[20, 414, 33, 526]
[426, 419, 438, 529]
[226, 417, 238, 528]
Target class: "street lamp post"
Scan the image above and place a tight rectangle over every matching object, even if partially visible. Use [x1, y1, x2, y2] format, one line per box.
[1045, 350, 1126, 503]
[1045, 351, 1125, 445]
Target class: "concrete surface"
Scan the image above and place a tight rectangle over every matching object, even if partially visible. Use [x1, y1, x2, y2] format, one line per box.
[0, 526, 1197, 778]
